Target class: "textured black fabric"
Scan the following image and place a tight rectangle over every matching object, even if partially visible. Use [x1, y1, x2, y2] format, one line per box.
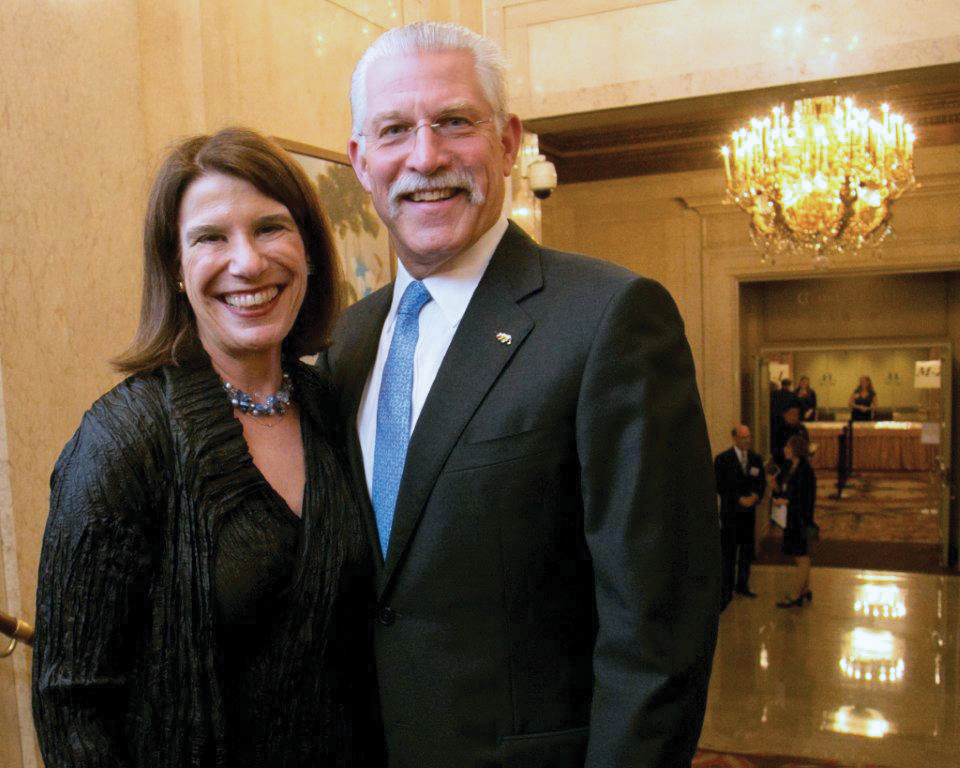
[32, 358, 379, 767]
[779, 460, 816, 557]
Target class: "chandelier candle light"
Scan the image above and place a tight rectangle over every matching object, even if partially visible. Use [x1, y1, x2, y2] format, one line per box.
[721, 96, 916, 265]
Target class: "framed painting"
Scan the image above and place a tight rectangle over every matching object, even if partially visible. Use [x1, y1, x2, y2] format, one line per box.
[276, 138, 393, 306]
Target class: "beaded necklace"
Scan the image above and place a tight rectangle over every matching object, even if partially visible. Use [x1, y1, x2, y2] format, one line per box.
[222, 372, 293, 416]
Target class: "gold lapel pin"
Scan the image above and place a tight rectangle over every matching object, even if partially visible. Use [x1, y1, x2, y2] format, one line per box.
[495, 331, 512, 346]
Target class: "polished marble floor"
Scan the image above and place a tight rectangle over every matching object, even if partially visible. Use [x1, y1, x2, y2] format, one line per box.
[700, 565, 960, 767]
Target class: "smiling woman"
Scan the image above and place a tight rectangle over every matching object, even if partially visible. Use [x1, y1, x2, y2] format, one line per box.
[177, 172, 310, 375]
[31, 127, 381, 767]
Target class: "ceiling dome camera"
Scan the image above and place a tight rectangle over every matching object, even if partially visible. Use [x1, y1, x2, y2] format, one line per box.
[528, 157, 558, 199]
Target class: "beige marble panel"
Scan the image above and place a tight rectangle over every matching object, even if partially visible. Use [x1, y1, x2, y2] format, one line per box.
[1, 4, 146, 762]
[489, 0, 960, 119]
[199, 0, 382, 152]
[0, 0, 149, 687]
[409, 0, 484, 30]
[138, 0, 207, 156]
[0, 361, 27, 768]
[337, 0, 405, 29]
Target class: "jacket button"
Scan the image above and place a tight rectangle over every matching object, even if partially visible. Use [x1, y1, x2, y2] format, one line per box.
[378, 607, 396, 626]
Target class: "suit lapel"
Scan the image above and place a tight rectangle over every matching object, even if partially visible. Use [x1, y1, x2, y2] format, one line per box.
[337, 288, 392, 576]
[380, 223, 544, 591]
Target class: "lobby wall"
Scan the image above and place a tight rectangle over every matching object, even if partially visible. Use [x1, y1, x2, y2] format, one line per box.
[486, 0, 960, 120]
[0, 1, 479, 765]
[742, 272, 958, 414]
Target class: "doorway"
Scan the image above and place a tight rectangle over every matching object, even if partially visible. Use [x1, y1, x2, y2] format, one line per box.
[755, 343, 953, 571]
[738, 271, 960, 572]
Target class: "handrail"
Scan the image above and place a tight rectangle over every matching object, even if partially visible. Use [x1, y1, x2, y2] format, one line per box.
[0, 609, 34, 657]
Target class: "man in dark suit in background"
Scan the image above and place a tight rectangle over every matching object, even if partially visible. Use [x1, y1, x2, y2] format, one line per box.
[323, 21, 719, 767]
[773, 402, 809, 468]
[715, 425, 766, 607]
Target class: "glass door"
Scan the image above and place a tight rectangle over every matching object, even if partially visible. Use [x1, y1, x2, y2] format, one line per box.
[754, 342, 955, 569]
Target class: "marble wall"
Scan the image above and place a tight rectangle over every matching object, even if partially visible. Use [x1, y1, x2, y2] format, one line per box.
[486, 0, 960, 119]
[0, 1, 479, 765]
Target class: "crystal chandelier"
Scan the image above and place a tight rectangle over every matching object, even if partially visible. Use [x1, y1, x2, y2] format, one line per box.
[721, 96, 916, 266]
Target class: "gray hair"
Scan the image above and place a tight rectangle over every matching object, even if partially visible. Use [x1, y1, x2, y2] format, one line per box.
[350, 21, 508, 149]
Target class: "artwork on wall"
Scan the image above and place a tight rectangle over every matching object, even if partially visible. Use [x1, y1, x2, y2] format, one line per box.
[768, 362, 790, 385]
[277, 138, 393, 306]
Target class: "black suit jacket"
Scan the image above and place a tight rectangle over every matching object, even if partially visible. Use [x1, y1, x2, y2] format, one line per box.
[323, 223, 719, 767]
[714, 447, 766, 529]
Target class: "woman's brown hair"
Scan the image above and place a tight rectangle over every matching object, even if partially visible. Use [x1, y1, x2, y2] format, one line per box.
[114, 127, 342, 373]
[785, 434, 810, 461]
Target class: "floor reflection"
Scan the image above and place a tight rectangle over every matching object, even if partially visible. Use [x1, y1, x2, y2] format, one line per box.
[822, 704, 896, 739]
[700, 565, 960, 767]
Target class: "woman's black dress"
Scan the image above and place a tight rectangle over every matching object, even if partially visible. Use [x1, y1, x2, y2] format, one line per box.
[32, 360, 380, 767]
[797, 389, 817, 421]
[851, 393, 875, 421]
[779, 460, 816, 556]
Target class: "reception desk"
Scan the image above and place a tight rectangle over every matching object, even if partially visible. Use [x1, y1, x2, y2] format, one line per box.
[806, 422, 938, 471]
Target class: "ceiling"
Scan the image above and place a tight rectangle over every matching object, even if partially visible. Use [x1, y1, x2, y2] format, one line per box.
[524, 62, 960, 184]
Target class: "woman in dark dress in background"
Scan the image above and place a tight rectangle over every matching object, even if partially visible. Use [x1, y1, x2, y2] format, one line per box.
[848, 375, 878, 421]
[796, 375, 817, 421]
[774, 434, 817, 608]
[32, 128, 380, 767]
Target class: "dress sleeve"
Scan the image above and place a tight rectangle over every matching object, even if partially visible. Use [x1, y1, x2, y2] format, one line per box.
[577, 277, 719, 767]
[32, 391, 162, 767]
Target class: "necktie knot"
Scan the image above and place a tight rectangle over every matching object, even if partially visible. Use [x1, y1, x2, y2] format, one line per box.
[396, 280, 431, 318]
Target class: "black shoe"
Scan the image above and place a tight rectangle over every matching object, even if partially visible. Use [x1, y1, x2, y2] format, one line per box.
[776, 595, 804, 608]
[735, 587, 758, 598]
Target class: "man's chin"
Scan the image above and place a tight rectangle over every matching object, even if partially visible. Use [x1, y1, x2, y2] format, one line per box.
[394, 232, 474, 278]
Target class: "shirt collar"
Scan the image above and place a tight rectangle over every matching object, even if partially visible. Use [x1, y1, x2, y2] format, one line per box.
[392, 217, 508, 328]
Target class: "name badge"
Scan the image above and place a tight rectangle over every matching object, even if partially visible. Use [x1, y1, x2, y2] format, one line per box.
[750, 466, 760, 476]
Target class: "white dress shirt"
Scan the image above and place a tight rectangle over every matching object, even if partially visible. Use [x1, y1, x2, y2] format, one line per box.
[735, 447, 748, 471]
[357, 217, 509, 498]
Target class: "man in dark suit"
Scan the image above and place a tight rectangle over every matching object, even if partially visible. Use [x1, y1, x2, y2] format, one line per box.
[772, 402, 809, 469]
[323, 21, 719, 767]
[714, 425, 766, 607]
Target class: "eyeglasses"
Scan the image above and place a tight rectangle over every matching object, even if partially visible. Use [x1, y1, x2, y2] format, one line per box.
[363, 115, 494, 150]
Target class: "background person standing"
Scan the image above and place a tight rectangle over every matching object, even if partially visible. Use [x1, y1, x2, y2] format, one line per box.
[715, 425, 766, 608]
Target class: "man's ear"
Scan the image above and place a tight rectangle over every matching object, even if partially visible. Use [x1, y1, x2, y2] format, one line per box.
[348, 138, 372, 192]
[499, 114, 524, 177]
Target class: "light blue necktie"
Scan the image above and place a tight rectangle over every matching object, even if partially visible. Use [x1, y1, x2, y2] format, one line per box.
[372, 280, 432, 557]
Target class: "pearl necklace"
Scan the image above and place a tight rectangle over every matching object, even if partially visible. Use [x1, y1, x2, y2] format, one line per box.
[223, 372, 293, 416]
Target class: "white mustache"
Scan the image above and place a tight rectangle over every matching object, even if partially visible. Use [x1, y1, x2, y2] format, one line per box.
[388, 169, 484, 216]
